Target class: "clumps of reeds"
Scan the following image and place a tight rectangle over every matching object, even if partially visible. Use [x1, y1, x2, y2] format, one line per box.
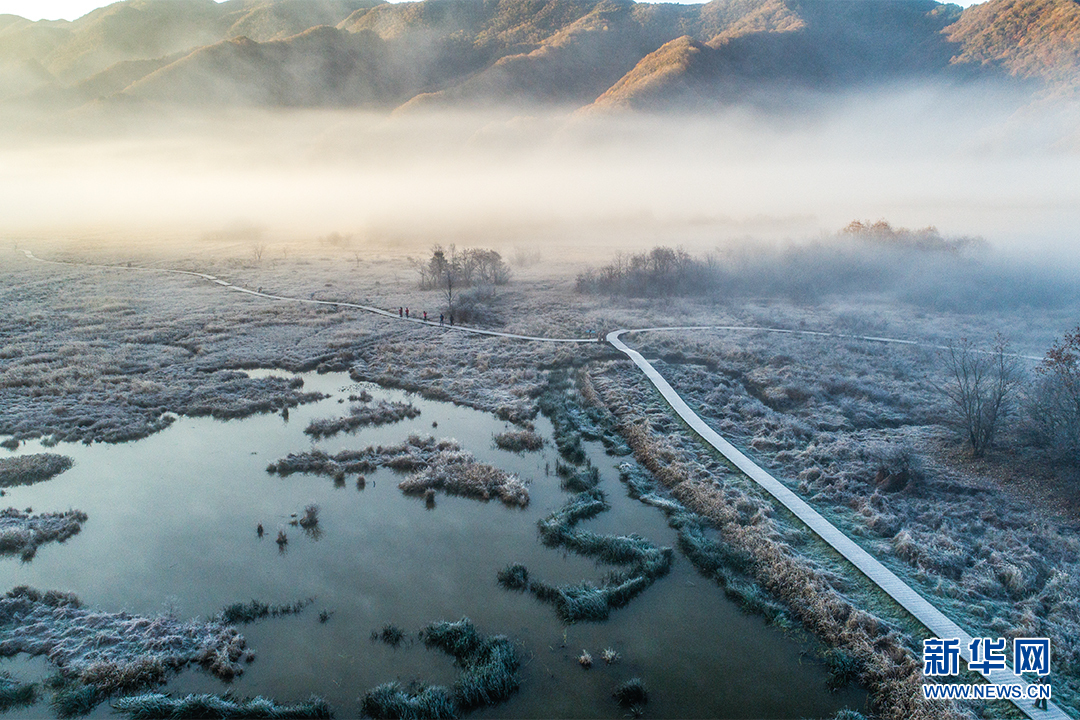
[511, 489, 673, 622]
[360, 619, 520, 719]
[371, 624, 407, 648]
[496, 564, 529, 591]
[578, 650, 592, 668]
[556, 461, 600, 493]
[669, 512, 791, 627]
[219, 598, 313, 625]
[0, 672, 36, 712]
[50, 679, 103, 718]
[77, 657, 168, 696]
[305, 400, 420, 439]
[536, 371, 590, 463]
[613, 678, 647, 708]
[298, 504, 319, 530]
[270, 435, 530, 506]
[600, 648, 620, 664]
[360, 682, 455, 719]
[493, 429, 543, 452]
[0, 586, 249, 697]
[0, 453, 73, 487]
[0, 507, 88, 561]
[112, 692, 332, 719]
[421, 619, 520, 712]
[821, 648, 865, 691]
[399, 450, 528, 508]
[266, 449, 376, 478]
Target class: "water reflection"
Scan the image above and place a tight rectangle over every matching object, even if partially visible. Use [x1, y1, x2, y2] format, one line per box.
[0, 370, 867, 718]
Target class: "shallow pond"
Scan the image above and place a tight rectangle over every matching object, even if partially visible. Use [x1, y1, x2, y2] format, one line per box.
[1, 370, 867, 718]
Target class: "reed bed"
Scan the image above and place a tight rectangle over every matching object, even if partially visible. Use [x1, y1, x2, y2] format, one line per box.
[270, 435, 528, 507]
[511, 488, 673, 623]
[0, 672, 35, 712]
[0, 586, 250, 715]
[0, 507, 88, 560]
[219, 598, 313, 625]
[0, 453, 73, 487]
[493, 429, 544, 452]
[305, 400, 420, 439]
[360, 619, 520, 719]
[112, 692, 332, 719]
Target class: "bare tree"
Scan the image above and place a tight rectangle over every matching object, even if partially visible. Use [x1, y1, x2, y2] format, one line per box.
[252, 243, 265, 262]
[1028, 327, 1080, 463]
[943, 335, 1021, 457]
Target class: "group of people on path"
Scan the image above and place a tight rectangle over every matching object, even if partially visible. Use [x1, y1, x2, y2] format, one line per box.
[399, 306, 453, 326]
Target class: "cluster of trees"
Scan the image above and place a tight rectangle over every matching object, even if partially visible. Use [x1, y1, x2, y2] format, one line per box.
[575, 247, 721, 298]
[575, 231, 1077, 312]
[415, 245, 511, 320]
[945, 329, 1080, 466]
[839, 220, 985, 254]
[417, 246, 511, 291]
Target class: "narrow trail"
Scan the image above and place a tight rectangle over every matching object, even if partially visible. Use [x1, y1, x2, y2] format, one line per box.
[16, 249, 598, 344]
[13, 248, 1068, 719]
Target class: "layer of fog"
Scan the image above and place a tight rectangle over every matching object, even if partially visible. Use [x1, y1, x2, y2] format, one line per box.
[2, 82, 1078, 268]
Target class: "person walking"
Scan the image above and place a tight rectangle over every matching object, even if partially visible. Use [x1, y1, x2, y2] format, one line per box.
[1035, 675, 1050, 710]
[399, 307, 403, 317]
[440, 313, 444, 325]
[423, 311, 427, 321]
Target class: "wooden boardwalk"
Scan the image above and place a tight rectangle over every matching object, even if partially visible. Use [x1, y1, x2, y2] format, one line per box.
[609, 329, 1070, 720]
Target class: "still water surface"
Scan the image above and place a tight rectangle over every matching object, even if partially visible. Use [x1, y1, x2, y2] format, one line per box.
[1, 370, 866, 718]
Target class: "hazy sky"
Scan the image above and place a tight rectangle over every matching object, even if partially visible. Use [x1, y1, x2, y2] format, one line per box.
[3, 0, 984, 22]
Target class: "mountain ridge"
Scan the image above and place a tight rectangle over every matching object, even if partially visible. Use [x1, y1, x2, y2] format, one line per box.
[0, 0, 1076, 116]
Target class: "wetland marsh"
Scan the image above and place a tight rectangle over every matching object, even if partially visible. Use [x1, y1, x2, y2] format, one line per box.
[0, 369, 866, 718]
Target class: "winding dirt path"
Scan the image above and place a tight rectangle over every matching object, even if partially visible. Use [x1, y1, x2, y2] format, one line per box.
[13, 248, 1067, 719]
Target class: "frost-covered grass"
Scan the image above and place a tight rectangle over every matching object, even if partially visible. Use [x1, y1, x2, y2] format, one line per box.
[360, 619, 519, 719]
[371, 624, 407, 648]
[219, 598, 313, 625]
[0, 586, 249, 703]
[420, 619, 520, 712]
[112, 692, 332, 719]
[591, 365, 972, 720]
[612, 677, 647, 708]
[270, 435, 529, 507]
[619, 323, 1080, 715]
[515, 487, 673, 622]
[0, 507, 87, 561]
[0, 672, 36, 712]
[305, 400, 420, 439]
[0, 453, 73, 487]
[398, 450, 528, 508]
[492, 429, 543, 452]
